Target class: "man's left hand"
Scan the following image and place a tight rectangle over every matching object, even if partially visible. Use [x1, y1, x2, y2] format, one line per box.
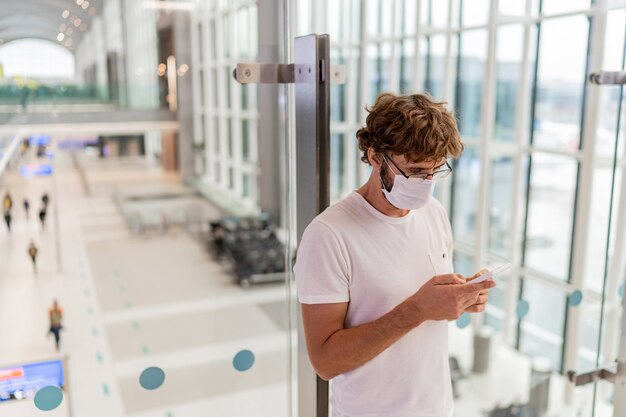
[464, 269, 491, 313]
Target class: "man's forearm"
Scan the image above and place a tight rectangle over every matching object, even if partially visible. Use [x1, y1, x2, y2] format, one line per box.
[312, 301, 424, 380]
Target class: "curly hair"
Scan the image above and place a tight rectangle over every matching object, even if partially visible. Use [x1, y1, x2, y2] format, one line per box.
[356, 92, 464, 165]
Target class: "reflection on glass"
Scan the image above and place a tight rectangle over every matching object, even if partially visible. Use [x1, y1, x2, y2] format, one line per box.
[424, 35, 447, 99]
[457, 29, 487, 139]
[488, 157, 514, 257]
[524, 153, 577, 281]
[330, 133, 345, 203]
[495, 24, 524, 142]
[452, 147, 480, 244]
[533, 16, 588, 151]
[519, 279, 566, 371]
[462, 0, 489, 26]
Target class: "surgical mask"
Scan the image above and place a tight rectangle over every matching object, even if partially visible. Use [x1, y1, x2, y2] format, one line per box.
[380, 166, 435, 210]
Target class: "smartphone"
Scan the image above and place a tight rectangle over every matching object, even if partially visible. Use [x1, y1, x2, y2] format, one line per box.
[468, 262, 512, 284]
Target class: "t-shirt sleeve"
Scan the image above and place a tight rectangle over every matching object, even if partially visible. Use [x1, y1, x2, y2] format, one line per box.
[294, 220, 350, 304]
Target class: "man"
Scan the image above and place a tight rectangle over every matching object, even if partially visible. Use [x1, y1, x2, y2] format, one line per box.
[28, 241, 38, 274]
[48, 300, 63, 351]
[294, 93, 496, 417]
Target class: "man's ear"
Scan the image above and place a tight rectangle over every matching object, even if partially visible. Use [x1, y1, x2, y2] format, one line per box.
[368, 148, 381, 168]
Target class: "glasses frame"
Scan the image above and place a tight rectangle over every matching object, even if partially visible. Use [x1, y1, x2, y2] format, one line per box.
[382, 153, 453, 182]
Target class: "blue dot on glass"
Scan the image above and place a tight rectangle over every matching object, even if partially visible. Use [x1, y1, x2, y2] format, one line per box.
[568, 290, 583, 307]
[139, 367, 165, 390]
[456, 313, 471, 329]
[233, 350, 255, 372]
[34, 386, 63, 411]
[516, 299, 530, 318]
[619, 283, 625, 299]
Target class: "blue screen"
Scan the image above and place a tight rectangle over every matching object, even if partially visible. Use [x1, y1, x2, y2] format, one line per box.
[0, 359, 64, 402]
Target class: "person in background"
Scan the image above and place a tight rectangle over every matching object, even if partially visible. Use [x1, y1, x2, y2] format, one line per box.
[48, 300, 63, 351]
[28, 241, 38, 274]
[3, 192, 12, 212]
[3, 209, 11, 232]
[23, 198, 30, 219]
[38, 204, 47, 231]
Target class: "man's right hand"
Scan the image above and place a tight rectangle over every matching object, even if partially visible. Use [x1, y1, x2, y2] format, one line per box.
[405, 274, 496, 323]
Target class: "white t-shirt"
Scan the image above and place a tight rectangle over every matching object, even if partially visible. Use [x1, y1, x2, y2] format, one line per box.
[294, 191, 455, 417]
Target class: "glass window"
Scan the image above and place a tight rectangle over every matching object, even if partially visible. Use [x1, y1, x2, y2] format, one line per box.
[225, 66, 232, 108]
[330, 133, 346, 203]
[541, 0, 590, 15]
[402, 0, 417, 36]
[399, 39, 414, 93]
[236, 8, 249, 57]
[423, 35, 447, 99]
[457, 29, 487, 140]
[462, 0, 489, 27]
[242, 119, 250, 161]
[432, 0, 450, 27]
[210, 68, 219, 108]
[451, 147, 481, 244]
[367, 0, 381, 37]
[495, 24, 524, 142]
[249, 5, 258, 57]
[523, 153, 577, 281]
[242, 174, 251, 197]
[227, 120, 233, 156]
[499, 0, 527, 16]
[453, 251, 473, 276]
[331, 50, 347, 122]
[209, 20, 218, 60]
[576, 300, 603, 372]
[583, 168, 622, 292]
[328, 0, 343, 42]
[488, 157, 515, 257]
[596, 9, 626, 159]
[222, 12, 231, 58]
[212, 116, 220, 152]
[485, 272, 509, 332]
[532, 16, 589, 151]
[367, 43, 392, 103]
[519, 279, 566, 371]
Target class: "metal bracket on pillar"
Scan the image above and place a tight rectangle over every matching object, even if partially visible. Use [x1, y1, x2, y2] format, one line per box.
[567, 362, 617, 386]
[233, 63, 346, 85]
[588, 71, 626, 85]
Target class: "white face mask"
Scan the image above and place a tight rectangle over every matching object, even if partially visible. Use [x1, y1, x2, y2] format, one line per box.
[380, 159, 435, 210]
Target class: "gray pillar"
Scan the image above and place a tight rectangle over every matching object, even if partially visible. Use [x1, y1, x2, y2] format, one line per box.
[173, 12, 195, 182]
[257, 0, 281, 222]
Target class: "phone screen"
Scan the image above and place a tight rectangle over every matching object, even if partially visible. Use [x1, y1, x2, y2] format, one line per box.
[469, 262, 512, 284]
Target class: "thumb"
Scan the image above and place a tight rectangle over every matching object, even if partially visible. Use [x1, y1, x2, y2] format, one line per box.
[467, 268, 489, 282]
[431, 273, 466, 286]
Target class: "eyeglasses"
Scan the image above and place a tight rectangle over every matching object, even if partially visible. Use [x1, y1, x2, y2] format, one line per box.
[382, 154, 452, 183]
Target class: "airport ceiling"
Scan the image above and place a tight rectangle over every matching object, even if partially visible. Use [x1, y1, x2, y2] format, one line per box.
[0, 0, 101, 50]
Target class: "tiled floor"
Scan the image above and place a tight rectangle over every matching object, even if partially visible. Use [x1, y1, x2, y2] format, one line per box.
[0, 149, 616, 417]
